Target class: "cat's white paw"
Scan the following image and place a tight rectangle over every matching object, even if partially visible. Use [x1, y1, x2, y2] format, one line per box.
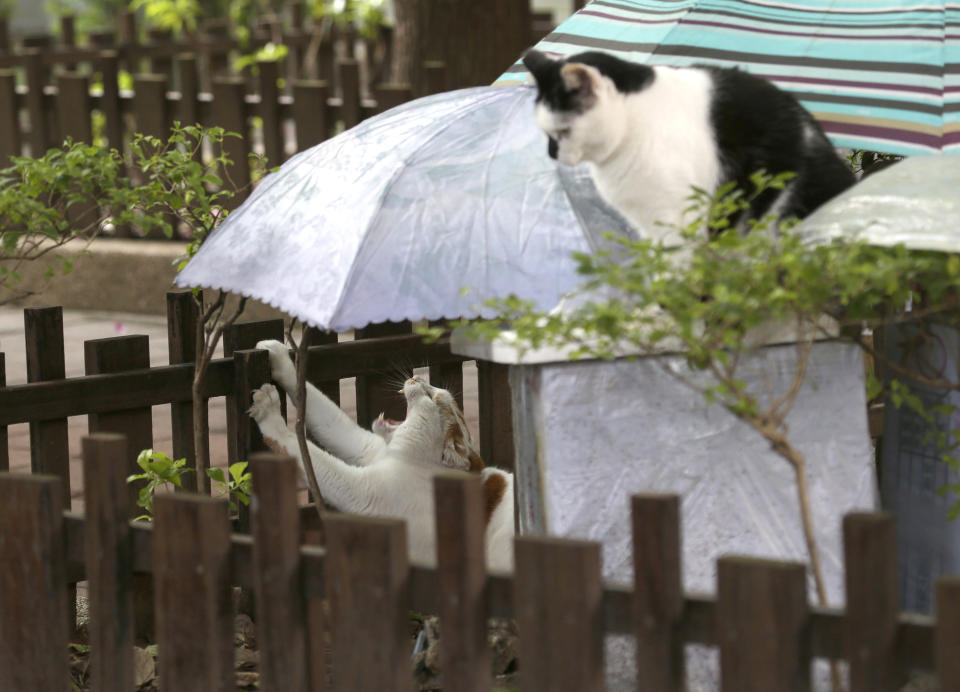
[248, 383, 283, 423]
[256, 339, 296, 386]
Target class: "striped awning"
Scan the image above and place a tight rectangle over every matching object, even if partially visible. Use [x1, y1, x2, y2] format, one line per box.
[496, 1, 960, 156]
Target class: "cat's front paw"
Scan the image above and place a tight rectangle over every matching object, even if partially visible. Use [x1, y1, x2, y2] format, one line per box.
[256, 339, 297, 387]
[249, 383, 283, 424]
[372, 412, 400, 441]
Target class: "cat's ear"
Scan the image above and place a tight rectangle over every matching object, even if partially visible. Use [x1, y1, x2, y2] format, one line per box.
[560, 62, 602, 105]
[522, 49, 555, 85]
[434, 394, 485, 472]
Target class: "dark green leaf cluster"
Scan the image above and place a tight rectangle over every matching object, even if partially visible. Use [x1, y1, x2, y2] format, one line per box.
[127, 449, 194, 521]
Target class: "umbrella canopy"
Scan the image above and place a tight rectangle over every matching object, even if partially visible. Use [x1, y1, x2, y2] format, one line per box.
[497, 0, 960, 156]
[796, 153, 960, 250]
[174, 86, 633, 332]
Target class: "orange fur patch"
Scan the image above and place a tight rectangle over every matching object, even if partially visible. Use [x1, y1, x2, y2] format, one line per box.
[262, 436, 286, 455]
[483, 473, 507, 528]
[442, 403, 485, 472]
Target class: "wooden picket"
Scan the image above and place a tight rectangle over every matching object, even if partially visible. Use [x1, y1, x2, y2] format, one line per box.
[1, 451, 956, 689]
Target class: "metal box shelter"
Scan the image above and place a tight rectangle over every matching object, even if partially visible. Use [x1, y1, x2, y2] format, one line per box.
[453, 332, 878, 687]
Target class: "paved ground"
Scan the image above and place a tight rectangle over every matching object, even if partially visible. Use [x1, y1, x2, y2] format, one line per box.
[1, 305, 480, 512]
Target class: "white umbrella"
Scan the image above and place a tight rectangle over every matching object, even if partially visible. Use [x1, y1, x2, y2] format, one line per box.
[796, 154, 960, 251]
[174, 85, 632, 332]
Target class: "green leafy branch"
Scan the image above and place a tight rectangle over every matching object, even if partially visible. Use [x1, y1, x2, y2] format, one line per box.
[127, 450, 253, 520]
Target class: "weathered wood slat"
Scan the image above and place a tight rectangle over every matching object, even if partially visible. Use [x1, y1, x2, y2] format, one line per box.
[210, 76, 251, 206]
[24, 307, 71, 498]
[339, 58, 361, 128]
[718, 556, 810, 692]
[97, 51, 124, 154]
[85, 335, 154, 507]
[0, 353, 7, 471]
[477, 360, 515, 471]
[55, 509, 940, 669]
[85, 335, 155, 639]
[23, 49, 51, 153]
[176, 53, 200, 128]
[82, 434, 135, 692]
[937, 577, 960, 689]
[56, 72, 91, 143]
[250, 454, 309, 692]
[632, 494, 684, 692]
[354, 321, 413, 428]
[0, 70, 19, 162]
[224, 319, 285, 468]
[167, 289, 201, 491]
[515, 535, 604, 692]
[292, 80, 329, 149]
[844, 512, 901, 691]
[0, 474, 69, 691]
[154, 495, 234, 692]
[434, 474, 490, 691]
[324, 514, 412, 691]
[258, 59, 284, 165]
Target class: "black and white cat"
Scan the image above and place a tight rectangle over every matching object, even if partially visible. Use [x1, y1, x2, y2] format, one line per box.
[522, 50, 855, 242]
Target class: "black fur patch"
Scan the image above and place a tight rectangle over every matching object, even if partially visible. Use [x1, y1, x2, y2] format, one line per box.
[703, 65, 855, 223]
[523, 49, 655, 113]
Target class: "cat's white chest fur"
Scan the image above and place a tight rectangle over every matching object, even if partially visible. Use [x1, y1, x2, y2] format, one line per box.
[587, 66, 720, 243]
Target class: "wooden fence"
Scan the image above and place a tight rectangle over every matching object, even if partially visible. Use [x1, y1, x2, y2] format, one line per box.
[0, 441, 956, 691]
[0, 290, 516, 494]
[0, 5, 556, 170]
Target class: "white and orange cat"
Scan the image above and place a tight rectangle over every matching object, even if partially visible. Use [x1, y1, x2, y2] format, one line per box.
[248, 339, 514, 572]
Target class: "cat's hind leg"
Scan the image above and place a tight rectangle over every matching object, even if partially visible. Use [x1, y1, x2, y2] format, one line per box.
[256, 339, 385, 465]
[248, 384, 378, 514]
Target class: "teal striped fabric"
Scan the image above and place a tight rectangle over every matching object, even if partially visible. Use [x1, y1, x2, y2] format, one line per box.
[496, 0, 960, 156]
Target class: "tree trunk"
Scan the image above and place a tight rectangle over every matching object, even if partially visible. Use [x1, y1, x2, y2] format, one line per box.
[390, 0, 532, 95]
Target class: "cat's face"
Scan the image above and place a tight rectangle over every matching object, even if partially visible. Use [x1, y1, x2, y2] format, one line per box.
[400, 376, 484, 472]
[523, 50, 631, 167]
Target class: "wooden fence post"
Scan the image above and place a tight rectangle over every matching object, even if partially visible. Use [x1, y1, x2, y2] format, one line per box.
[324, 513, 412, 691]
[249, 453, 309, 691]
[223, 319, 285, 470]
[844, 512, 900, 691]
[85, 334, 155, 639]
[231, 348, 271, 533]
[85, 335, 154, 505]
[0, 354, 6, 471]
[339, 59, 361, 128]
[422, 61, 447, 96]
[717, 556, 810, 691]
[24, 49, 52, 154]
[176, 53, 200, 128]
[477, 360, 515, 471]
[354, 321, 411, 428]
[82, 433, 135, 692]
[167, 289, 201, 491]
[133, 73, 170, 140]
[258, 59, 284, 166]
[302, 326, 341, 406]
[25, 307, 71, 493]
[97, 51, 124, 153]
[0, 473, 68, 691]
[0, 70, 19, 163]
[434, 474, 490, 692]
[936, 577, 960, 690]
[211, 76, 252, 208]
[293, 80, 329, 149]
[373, 84, 412, 116]
[154, 494, 234, 692]
[632, 494, 684, 692]
[57, 73, 92, 144]
[514, 535, 604, 692]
